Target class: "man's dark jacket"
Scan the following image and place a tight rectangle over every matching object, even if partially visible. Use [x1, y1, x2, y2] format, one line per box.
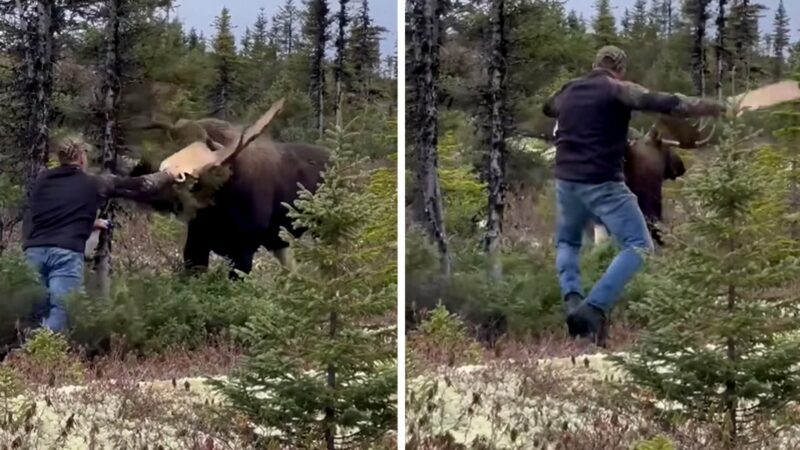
[543, 68, 725, 183]
[23, 165, 172, 253]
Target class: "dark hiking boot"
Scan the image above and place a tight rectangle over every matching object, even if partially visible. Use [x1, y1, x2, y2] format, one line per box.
[566, 302, 606, 344]
[563, 292, 583, 316]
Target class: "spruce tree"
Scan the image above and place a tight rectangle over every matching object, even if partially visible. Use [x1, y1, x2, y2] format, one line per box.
[592, 0, 617, 46]
[215, 125, 396, 449]
[305, 0, 329, 139]
[347, 0, 386, 96]
[210, 7, 236, 119]
[616, 116, 800, 449]
[771, 0, 789, 80]
[275, 0, 301, 56]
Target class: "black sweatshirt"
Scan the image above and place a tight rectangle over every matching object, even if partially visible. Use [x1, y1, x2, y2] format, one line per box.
[23, 165, 173, 253]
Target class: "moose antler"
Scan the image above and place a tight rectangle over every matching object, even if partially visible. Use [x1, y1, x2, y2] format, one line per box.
[727, 79, 800, 115]
[158, 98, 286, 182]
[651, 116, 716, 149]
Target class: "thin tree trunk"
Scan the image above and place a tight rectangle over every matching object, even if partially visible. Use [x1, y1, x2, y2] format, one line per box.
[309, 0, 327, 138]
[333, 0, 348, 129]
[410, 0, 450, 277]
[790, 157, 799, 239]
[715, 0, 726, 100]
[23, 0, 55, 198]
[324, 310, 337, 450]
[724, 229, 738, 449]
[690, 0, 709, 96]
[484, 0, 508, 281]
[93, 0, 124, 300]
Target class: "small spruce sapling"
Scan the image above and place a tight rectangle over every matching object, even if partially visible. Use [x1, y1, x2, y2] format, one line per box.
[216, 122, 396, 449]
[614, 116, 800, 449]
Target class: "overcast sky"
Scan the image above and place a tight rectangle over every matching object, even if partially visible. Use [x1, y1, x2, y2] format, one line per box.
[173, 1, 397, 57]
[564, 0, 800, 42]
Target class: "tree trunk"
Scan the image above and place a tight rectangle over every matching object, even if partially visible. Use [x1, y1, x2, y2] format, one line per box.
[22, 0, 56, 199]
[409, 0, 450, 277]
[724, 229, 738, 449]
[483, 0, 508, 281]
[324, 310, 338, 450]
[309, 0, 327, 139]
[333, 0, 348, 129]
[92, 0, 124, 300]
[690, 0, 709, 96]
[715, 0, 726, 100]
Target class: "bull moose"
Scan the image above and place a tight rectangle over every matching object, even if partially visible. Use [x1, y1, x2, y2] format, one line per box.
[126, 99, 331, 276]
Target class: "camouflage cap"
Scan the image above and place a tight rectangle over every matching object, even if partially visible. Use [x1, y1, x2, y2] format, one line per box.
[593, 45, 627, 74]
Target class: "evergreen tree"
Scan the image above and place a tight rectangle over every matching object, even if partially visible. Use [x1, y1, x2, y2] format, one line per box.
[621, 8, 632, 38]
[333, 0, 350, 128]
[771, 0, 790, 80]
[716, 0, 728, 99]
[407, 0, 451, 277]
[305, 0, 329, 138]
[210, 7, 236, 119]
[483, 0, 509, 281]
[275, 0, 302, 56]
[616, 118, 800, 449]
[729, 0, 766, 91]
[251, 8, 272, 58]
[630, 0, 649, 42]
[592, 0, 617, 46]
[215, 125, 396, 450]
[684, 0, 712, 95]
[186, 27, 204, 51]
[347, 0, 386, 96]
[566, 10, 586, 35]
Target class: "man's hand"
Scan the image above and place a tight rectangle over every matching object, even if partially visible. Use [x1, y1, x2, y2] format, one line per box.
[93, 219, 110, 230]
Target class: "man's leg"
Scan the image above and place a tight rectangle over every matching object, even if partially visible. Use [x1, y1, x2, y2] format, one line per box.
[43, 248, 84, 333]
[554, 180, 592, 318]
[583, 182, 653, 313]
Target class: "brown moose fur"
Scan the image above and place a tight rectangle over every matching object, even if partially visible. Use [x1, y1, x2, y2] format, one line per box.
[134, 119, 330, 275]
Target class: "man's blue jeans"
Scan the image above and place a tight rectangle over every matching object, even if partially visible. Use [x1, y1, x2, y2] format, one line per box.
[24, 247, 84, 333]
[555, 179, 653, 313]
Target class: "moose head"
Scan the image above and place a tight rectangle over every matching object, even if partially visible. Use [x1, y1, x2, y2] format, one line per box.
[126, 99, 286, 220]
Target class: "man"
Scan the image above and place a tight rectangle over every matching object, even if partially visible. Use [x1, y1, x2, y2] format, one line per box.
[542, 46, 727, 346]
[22, 137, 176, 333]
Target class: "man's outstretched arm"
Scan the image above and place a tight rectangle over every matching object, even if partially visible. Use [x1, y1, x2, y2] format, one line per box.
[615, 80, 728, 118]
[95, 171, 175, 201]
[542, 82, 572, 118]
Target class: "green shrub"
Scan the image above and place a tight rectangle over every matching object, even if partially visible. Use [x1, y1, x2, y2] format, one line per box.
[413, 303, 483, 365]
[407, 238, 657, 337]
[67, 264, 263, 353]
[631, 435, 676, 450]
[0, 252, 45, 353]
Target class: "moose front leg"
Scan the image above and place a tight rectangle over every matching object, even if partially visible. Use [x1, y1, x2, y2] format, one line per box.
[183, 220, 211, 274]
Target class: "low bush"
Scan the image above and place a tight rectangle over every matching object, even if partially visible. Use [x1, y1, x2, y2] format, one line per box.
[67, 263, 265, 354]
[0, 252, 45, 354]
[406, 234, 656, 339]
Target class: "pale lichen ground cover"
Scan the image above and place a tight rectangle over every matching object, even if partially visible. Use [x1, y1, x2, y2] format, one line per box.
[407, 352, 800, 449]
[0, 375, 244, 449]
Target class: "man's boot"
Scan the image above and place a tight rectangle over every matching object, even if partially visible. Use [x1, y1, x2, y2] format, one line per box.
[563, 292, 583, 316]
[566, 302, 607, 346]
